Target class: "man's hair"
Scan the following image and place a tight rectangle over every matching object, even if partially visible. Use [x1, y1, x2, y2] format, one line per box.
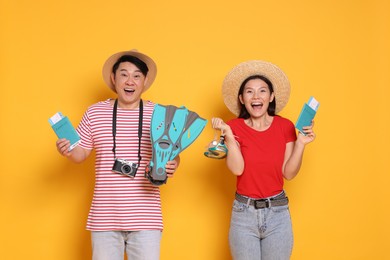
[112, 55, 149, 76]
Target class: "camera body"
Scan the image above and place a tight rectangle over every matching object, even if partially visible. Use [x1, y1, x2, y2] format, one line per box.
[112, 158, 138, 178]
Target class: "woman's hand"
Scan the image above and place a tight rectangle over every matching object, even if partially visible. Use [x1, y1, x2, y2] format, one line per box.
[297, 121, 316, 145]
[211, 117, 230, 134]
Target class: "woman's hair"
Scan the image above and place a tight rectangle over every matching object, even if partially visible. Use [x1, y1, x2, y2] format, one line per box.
[238, 75, 276, 119]
[112, 55, 149, 76]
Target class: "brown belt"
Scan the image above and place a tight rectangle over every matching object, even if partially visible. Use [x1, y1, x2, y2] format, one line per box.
[235, 193, 289, 209]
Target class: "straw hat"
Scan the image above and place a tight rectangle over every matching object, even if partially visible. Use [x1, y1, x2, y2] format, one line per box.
[222, 60, 291, 116]
[102, 49, 157, 92]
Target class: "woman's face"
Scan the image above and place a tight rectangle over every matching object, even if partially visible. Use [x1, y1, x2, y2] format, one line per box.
[239, 78, 274, 117]
[110, 61, 147, 108]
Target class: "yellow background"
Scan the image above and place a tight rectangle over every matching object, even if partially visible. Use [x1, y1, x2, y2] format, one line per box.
[1, 0, 389, 259]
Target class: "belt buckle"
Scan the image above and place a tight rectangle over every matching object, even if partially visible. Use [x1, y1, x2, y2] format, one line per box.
[254, 199, 270, 209]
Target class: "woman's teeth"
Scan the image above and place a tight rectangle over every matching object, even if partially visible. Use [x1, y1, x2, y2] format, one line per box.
[252, 102, 263, 108]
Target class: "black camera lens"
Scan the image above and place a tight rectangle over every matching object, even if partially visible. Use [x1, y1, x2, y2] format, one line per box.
[121, 164, 132, 174]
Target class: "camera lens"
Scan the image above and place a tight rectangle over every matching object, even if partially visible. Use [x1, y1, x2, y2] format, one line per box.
[121, 164, 132, 174]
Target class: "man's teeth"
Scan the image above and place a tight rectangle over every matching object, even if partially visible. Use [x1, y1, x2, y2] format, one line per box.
[252, 102, 263, 107]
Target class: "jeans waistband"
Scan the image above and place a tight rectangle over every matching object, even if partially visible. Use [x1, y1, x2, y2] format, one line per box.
[235, 192, 289, 209]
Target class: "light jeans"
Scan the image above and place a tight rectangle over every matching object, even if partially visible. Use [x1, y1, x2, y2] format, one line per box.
[229, 194, 293, 260]
[91, 230, 162, 260]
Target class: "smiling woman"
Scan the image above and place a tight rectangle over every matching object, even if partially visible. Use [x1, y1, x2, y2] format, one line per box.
[210, 60, 316, 259]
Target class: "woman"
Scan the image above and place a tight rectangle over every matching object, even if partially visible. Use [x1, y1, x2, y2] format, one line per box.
[211, 60, 316, 260]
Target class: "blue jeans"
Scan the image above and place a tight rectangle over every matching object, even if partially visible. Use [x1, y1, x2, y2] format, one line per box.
[91, 230, 162, 260]
[229, 193, 293, 260]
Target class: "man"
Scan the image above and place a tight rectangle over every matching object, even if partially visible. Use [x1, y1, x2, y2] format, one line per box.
[56, 49, 179, 259]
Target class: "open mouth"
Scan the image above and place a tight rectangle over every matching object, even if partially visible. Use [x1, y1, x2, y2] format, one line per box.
[124, 88, 135, 93]
[251, 102, 263, 109]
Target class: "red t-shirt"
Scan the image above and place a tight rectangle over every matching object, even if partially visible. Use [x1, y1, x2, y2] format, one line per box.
[227, 116, 297, 198]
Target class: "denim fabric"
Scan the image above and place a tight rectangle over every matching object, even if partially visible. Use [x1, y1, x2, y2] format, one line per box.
[91, 230, 162, 260]
[229, 194, 293, 260]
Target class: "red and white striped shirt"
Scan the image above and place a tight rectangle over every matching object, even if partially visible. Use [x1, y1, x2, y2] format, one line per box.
[77, 99, 163, 231]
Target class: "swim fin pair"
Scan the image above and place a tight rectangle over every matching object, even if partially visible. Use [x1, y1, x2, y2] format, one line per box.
[145, 104, 207, 186]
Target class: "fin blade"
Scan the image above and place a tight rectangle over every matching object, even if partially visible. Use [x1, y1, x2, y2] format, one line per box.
[170, 116, 207, 160]
[168, 106, 189, 143]
[150, 104, 166, 142]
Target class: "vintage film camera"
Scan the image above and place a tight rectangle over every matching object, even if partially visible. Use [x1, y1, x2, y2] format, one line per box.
[112, 158, 139, 178]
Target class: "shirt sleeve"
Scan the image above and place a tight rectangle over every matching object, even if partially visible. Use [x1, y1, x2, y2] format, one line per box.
[76, 109, 94, 150]
[284, 118, 297, 143]
[227, 118, 243, 146]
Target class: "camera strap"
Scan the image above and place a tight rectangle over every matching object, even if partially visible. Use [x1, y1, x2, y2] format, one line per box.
[112, 99, 143, 166]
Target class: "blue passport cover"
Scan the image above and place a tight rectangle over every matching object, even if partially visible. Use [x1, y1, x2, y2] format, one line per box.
[295, 97, 319, 135]
[50, 116, 80, 150]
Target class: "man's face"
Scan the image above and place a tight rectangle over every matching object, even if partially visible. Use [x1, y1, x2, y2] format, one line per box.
[111, 61, 148, 108]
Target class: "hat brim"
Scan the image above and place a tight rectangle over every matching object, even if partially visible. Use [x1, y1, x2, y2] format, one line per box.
[102, 49, 157, 93]
[222, 60, 291, 116]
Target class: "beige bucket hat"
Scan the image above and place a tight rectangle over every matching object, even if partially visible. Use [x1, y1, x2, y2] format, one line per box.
[222, 60, 291, 116]
[102, 49, 157, 92]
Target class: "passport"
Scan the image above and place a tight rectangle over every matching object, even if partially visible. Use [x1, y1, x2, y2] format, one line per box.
[49, 112, 80, 151]
[295, 97, 319, 135]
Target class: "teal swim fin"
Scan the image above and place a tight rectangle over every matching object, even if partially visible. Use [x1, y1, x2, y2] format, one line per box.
[170, 111, 207, 160]
[147, 104, 167, 185]
[167, 106, 189, 145]
[147, 105, 176, 185]
[146, 104, 207, 186]
[150, 104, 166, 141]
